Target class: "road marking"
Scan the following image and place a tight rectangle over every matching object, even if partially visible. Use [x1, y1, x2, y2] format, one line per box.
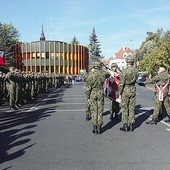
[145, 86, 155, 92]
[51, 108, 110, 112]
[42, 97, 86, 101]
[55, 94, 86, 96]
[160, 121, 170, 128]
[137, 107, 170, 130]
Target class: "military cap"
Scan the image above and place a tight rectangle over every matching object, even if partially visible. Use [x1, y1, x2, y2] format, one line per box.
[126, 55, 135, 63]
[111, 63, 118, 68]
[93, 62, 103, 69]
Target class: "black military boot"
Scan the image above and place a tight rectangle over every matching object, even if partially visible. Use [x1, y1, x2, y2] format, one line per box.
[97, 124, 102, 134]
[86, 114, 90, 121]
[120, 123, 128, 132]
[114, 113, 120, 120]
[146, 119, 157, 125]
[109, 112, 113, 120]
[129, 123, 135, 132]
[92, 125, 97, 134]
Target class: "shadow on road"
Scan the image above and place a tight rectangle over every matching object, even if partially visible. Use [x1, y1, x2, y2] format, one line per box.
[135, 105, 153, 129]
[0, 84, 71, 166]
[0, 107, 56, 165]
[102, 110, 121, 133]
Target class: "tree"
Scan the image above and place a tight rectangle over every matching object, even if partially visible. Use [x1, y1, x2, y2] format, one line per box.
[136, 28, 170, 75]
[136, 29, 163, 62]
[71, 36, 79, 44]
[88, 27, 103, 64]
[0, 22, 20, 60]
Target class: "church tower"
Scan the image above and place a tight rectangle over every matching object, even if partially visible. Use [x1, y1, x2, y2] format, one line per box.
[40, 25, 46, 41]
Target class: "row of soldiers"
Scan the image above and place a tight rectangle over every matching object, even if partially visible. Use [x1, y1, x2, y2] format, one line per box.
[0, 67, 64, 111]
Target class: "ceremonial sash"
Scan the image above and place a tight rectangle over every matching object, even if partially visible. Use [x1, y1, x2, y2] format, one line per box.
[155, 81, 169, 101]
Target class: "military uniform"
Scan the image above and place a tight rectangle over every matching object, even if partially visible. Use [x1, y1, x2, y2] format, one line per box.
[145, 66, 170, 124]
[5, 67, 16, 110]
[85, 63, 106, 134]
[118, 55, 139, 132]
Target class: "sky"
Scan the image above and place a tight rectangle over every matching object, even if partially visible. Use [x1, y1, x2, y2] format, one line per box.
[1, 0, 170, 59]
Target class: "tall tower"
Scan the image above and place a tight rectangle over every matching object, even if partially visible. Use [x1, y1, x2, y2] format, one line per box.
[40, 25, 46, 41]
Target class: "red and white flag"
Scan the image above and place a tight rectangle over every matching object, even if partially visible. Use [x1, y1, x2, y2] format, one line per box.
[0, 51, 5, 66]
[104, 76, 119, 100]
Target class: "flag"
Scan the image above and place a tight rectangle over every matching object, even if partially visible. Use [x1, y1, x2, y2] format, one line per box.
[0, 51, 5, 66]
[104, 76, 119, 100]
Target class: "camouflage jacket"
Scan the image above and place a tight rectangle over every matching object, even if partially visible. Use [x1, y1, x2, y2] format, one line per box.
[118, 65, 138, 95]
[145, 70, 170, 95]
[85, 70, 106, 99]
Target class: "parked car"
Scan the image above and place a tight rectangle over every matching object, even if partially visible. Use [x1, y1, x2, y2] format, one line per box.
[136, 74, 146, 85]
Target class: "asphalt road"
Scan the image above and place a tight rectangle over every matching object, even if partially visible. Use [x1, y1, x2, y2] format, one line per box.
[0, 82, 170, 170]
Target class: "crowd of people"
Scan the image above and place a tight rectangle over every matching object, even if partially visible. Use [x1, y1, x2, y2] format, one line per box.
[0, 67, 65, 111]
[85, 54, 170, 135]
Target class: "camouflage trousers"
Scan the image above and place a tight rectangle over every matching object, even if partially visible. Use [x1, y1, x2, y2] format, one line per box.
[86, 98, 91, 116]
[152, 94, 170, 119]
[90, 97, 104, 126]
[8, 83, 15, 108]
[120, 92, 136, 124]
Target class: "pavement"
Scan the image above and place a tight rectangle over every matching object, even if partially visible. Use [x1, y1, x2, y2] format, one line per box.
[0, 82, 170, 170]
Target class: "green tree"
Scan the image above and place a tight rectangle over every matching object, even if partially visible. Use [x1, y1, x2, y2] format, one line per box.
[0, 22, 20, 60]
[88, 27, 103, 64]
[71, 35, 79, 44]
[136, 28, 163, 62]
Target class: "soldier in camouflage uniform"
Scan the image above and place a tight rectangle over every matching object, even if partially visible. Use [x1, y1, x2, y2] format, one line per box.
[85, 63, 106, 134]
[145, 65, 170, 125]
[5, 67, 17, 111]
[118, 55, 139, 132]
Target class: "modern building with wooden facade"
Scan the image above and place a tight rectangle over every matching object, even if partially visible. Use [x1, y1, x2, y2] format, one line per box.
[21, 26, 89, 74]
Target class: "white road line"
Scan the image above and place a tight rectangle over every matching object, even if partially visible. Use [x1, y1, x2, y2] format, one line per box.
[55, 94, 85, 96]
[137, 107, 170, 130]
[52, 108, 110, 112]
[42, 97, 86, 101]
[160, 121, 170, 128]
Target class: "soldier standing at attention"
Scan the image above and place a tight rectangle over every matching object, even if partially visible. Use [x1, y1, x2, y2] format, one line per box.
[118, 55, 139, 132]
[5, 67, 17, 111]
[145, 65, 170, 124]
[85, 63, 106, 134]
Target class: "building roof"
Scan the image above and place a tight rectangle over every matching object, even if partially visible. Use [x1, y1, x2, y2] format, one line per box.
[115, 46, 134, 59]
[102, 56, 113, 65]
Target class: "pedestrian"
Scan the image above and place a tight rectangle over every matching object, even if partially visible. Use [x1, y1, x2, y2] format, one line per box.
[85, 62, 106, 134]
[118, 55, 139, 132]
[145, 65, 170, 124]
